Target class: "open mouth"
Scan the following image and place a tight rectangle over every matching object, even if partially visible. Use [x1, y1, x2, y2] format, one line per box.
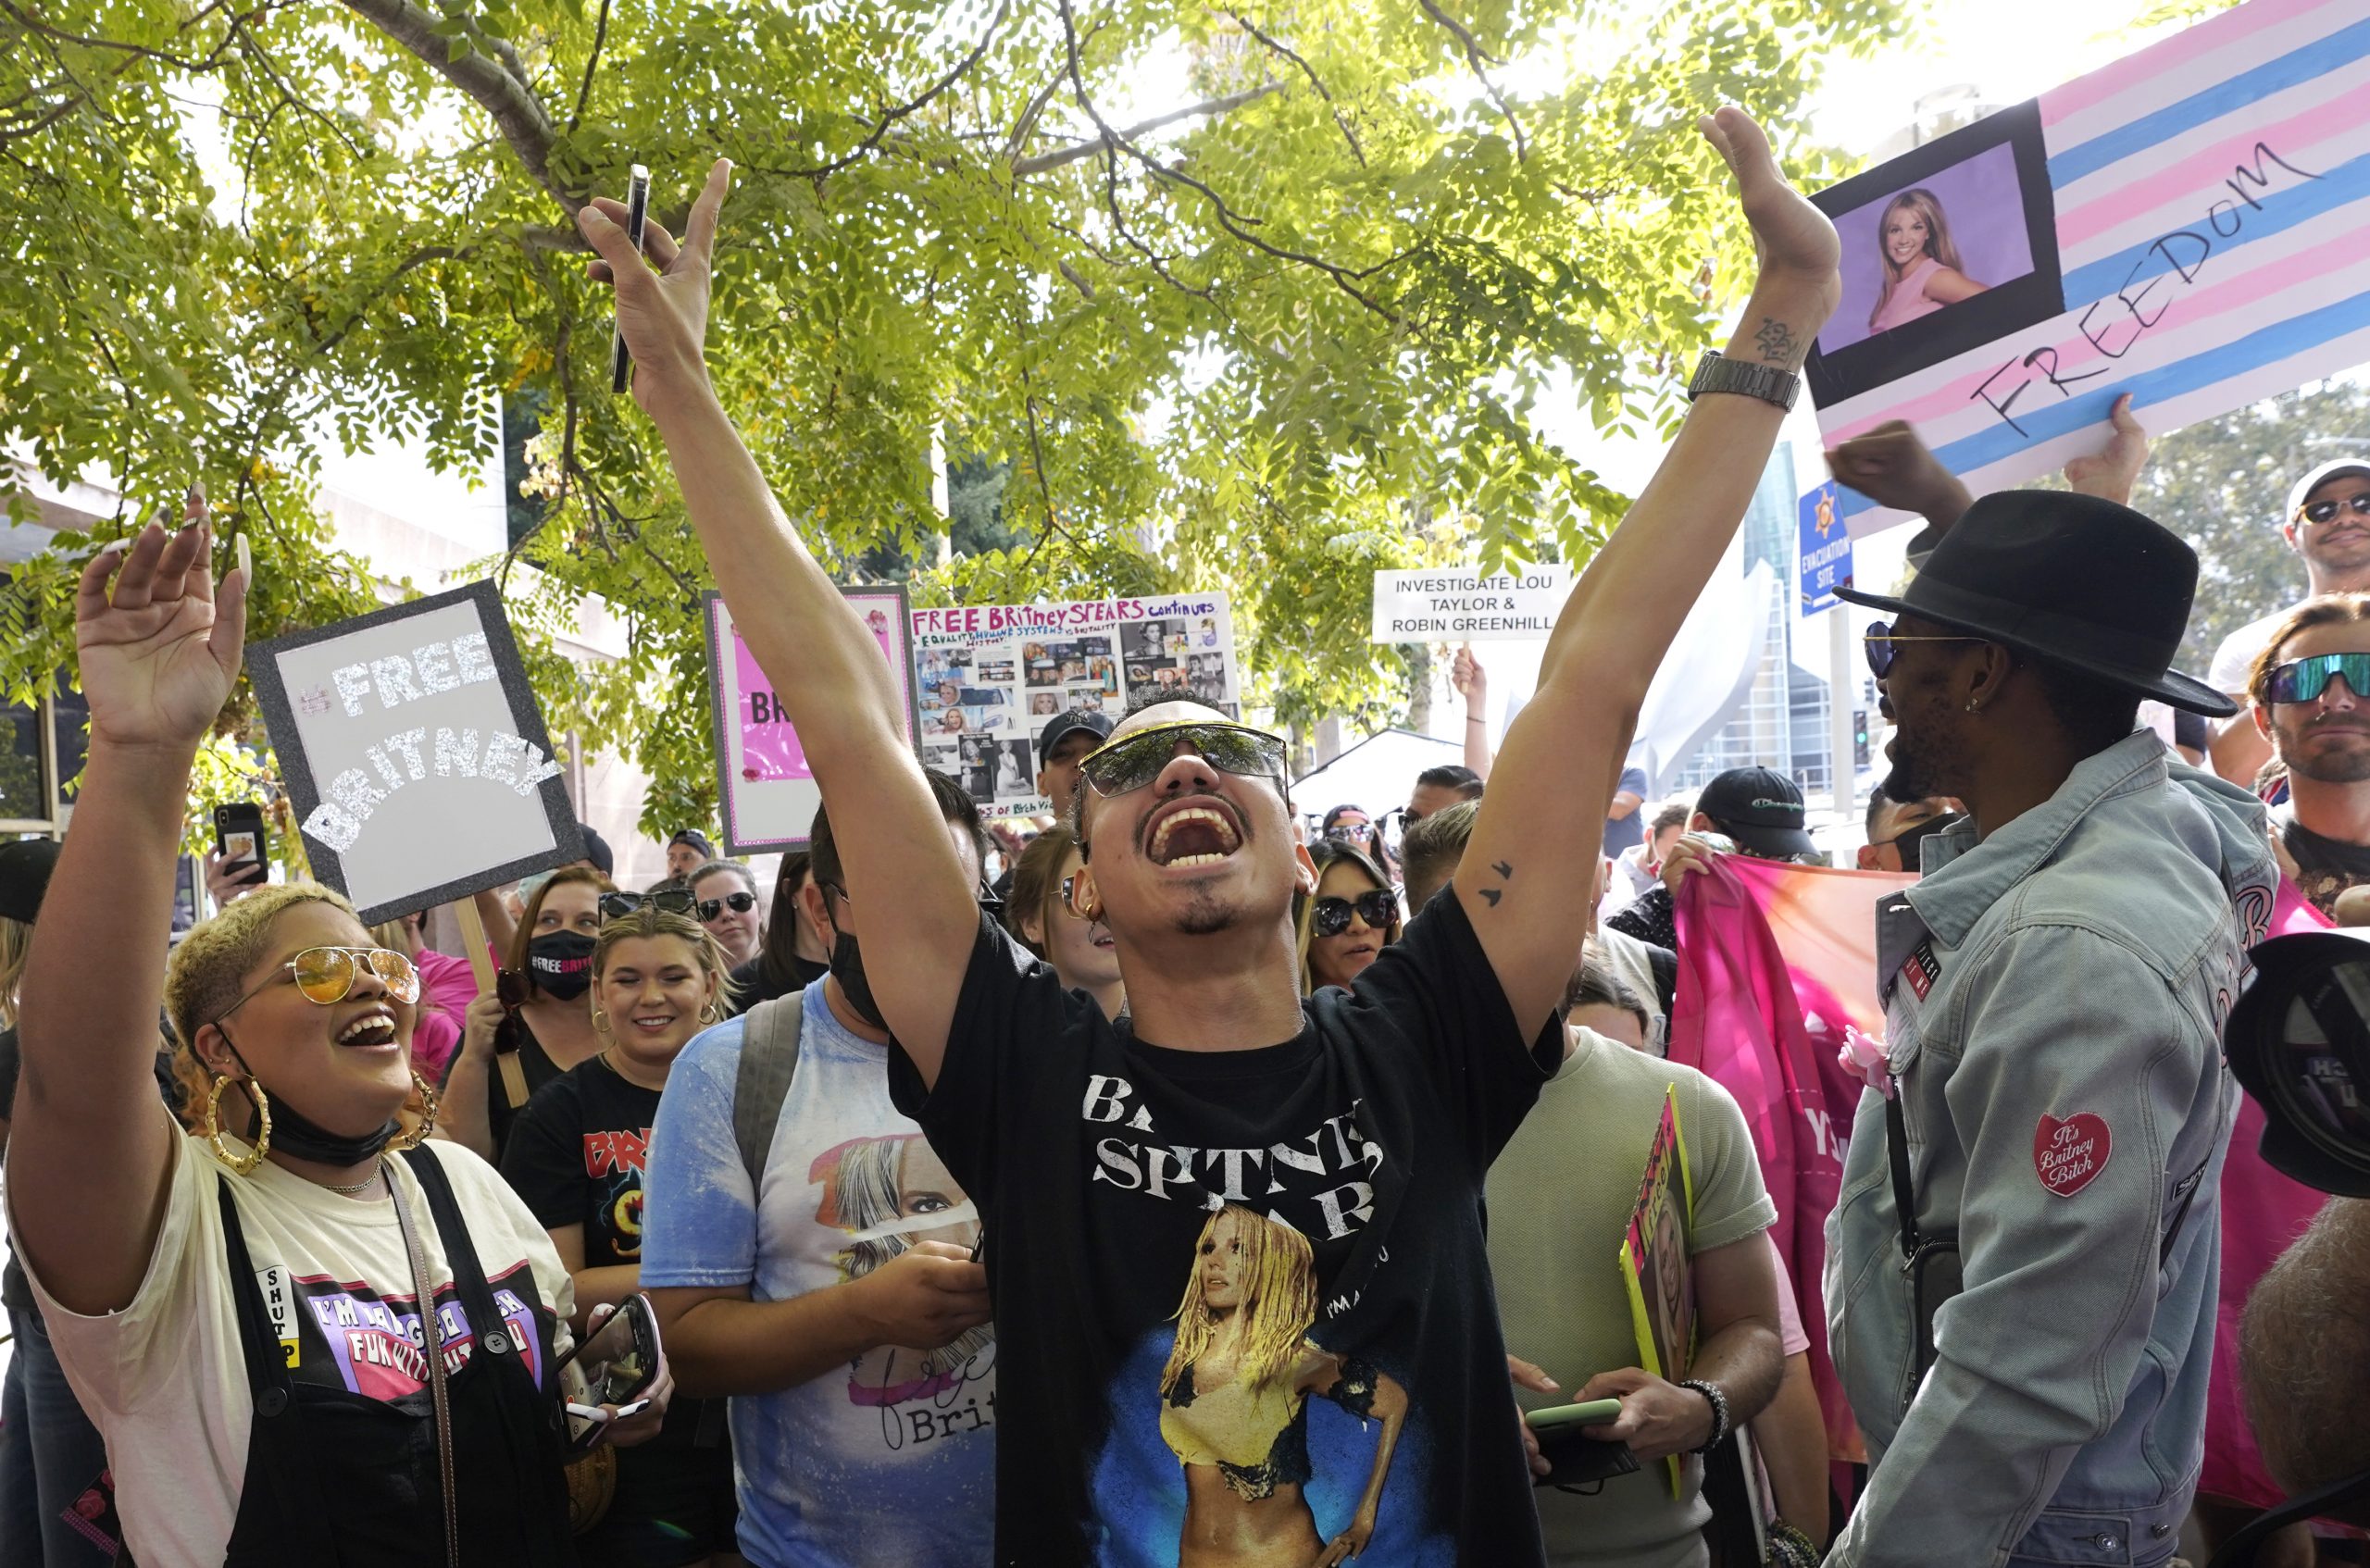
[628, 1013, 680, 1034]
[335, 1008, 400, 1050]
[1142, 798, 1245, 868]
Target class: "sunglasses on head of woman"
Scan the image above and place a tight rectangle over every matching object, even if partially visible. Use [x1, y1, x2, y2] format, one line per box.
[2264, 652, 2370, 705]
[1311, 890, 1398, 939]
[2299, 492, 2370, 527]
[601, 889, 695, 919]
[216, 945, 421, 1023]
[696, 890, 758, 921]
[1078, 720, 1289, 799]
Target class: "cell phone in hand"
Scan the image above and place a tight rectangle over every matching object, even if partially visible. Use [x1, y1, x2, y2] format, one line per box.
[608, 163, 651, 394]
[213, 803, 268, 888]
[559, 1292, 662, 1450]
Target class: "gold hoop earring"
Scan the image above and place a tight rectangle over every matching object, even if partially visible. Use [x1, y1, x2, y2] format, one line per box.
[591, 1008, 608, 1035]
[206, 1074, 269, 1175]
[698, 1002, 720, 1024]
[392, 1070, 441, 1151]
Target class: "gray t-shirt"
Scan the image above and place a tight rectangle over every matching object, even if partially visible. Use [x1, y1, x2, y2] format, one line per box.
[1487, 1030, 1777, 1568]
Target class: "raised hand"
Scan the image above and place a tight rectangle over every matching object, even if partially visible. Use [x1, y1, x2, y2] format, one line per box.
[1826, 419, 1974, 528]
[577, 158, 733, 417]
[1697, 107, 1841, 329]
[1451, 644, 1487, 705]
[75, 491, 246, 753]
[2062, 392, 2150, 506]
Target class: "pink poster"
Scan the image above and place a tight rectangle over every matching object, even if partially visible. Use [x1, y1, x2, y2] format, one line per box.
[705, 589, 916, 852]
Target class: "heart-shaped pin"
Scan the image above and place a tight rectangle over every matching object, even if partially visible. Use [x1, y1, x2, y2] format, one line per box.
[2033, 1112, 2112, 1198]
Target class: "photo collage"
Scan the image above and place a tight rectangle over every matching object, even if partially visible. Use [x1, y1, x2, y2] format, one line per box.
[912, 596, 1241, 815]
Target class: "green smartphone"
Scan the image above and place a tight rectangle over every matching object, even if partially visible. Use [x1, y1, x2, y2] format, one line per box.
[1524, 1399, 1623, 1432]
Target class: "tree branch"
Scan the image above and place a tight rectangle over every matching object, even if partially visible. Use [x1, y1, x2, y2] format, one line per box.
[1012, 83, 1281, 177]
[567, 0, 611, 134]
[1413, 0, 1527, 159]
[335, 0, 567, 204]
[1221, 8, 1364, 168]
[763, 0, 1010, 182]
[1052, 0, 1399, 322]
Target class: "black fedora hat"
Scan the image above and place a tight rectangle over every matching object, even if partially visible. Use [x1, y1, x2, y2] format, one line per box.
[1834, 491, 2234, 718]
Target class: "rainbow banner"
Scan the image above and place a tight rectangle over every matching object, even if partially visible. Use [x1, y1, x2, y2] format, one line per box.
[1805, 0, 2370, 537]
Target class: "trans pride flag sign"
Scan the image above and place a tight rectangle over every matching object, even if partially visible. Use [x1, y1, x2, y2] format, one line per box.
[1805, 0, 2370, 537]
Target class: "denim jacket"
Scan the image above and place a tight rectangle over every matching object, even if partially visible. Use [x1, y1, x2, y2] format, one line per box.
[1826, 731, 2275, 1568]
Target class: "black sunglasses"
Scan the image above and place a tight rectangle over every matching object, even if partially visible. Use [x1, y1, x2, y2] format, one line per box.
[1311, 890, 1397, 939]
[602, 889, 695, 919]
[696, 890, 759, 921]
[1864, 620, 1986, 678]
[1079, 720, 1289, 799]
[2300, 492, 2370, 526]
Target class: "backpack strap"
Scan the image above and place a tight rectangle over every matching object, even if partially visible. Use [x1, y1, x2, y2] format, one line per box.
[731, 990, 805, 1194]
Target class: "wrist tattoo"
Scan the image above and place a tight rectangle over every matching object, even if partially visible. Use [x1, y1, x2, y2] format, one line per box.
[1752, 316, 1800, 366]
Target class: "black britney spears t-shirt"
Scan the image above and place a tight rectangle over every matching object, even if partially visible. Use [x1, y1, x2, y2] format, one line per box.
[891, 891, 1558, 1568]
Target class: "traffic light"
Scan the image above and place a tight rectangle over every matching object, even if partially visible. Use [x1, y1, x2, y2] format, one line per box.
[1853, 710, 1870, 768]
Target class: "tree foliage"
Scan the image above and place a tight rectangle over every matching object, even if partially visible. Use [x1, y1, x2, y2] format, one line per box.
[2123, 379, 2370, 674]
[0, 0, 1909, 835]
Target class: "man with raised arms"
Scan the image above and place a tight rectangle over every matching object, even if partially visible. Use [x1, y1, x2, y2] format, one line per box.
[578, 108, 1840, 1567]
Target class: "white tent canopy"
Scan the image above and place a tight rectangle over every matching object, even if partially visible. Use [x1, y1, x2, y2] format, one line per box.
[1291, 728, 1462, 821]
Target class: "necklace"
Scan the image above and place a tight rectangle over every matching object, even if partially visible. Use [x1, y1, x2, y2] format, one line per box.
[323, 1170, 383, 1197]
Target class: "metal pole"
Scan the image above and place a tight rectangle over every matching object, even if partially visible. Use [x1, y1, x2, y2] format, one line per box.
[1828, 604, 1856, 837]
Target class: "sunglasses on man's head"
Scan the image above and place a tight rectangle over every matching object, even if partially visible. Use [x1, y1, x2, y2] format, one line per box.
[2299, 492, 2370, 527]
[696, 890, 758, 922]
[1311, 890, 1398, 939]
[1325, 820, 1375, 844]
[602, 889, 696, 919]
[216, 945, 420, 1023]
[1079, 720, 1289, 799]
[2264, 652, 2370, 705]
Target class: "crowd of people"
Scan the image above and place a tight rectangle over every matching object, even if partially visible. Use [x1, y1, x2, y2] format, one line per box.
[2, 106, 2367, 1568]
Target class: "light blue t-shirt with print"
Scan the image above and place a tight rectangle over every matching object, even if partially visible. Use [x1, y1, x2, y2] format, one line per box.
[641, 978, 996, 1568]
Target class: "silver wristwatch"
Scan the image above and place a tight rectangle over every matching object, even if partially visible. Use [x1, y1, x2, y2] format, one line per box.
[1686, 349, 1801, 411]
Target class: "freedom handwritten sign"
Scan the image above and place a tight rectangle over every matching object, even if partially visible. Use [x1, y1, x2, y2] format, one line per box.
[248, 581, 582, 923]
[910, 592, 1239, 817]
[702, 588, 917, 853]
[1807, 0, 2370, 538]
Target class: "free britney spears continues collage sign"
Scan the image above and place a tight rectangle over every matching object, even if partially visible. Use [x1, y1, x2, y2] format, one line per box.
[1806, 0, 2370, 537]
[703, 591, 1241, 849]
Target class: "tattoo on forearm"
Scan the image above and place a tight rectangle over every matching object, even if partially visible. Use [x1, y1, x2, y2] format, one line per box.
[1478, 888, 1502, 907]
[1752, 316, 1800, 366]
[1477, 860, 1513, 908]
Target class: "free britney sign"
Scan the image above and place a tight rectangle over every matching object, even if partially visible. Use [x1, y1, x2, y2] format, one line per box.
[248, 581, 583, 922]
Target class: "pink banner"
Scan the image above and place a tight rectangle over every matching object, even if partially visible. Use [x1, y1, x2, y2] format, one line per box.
[1672, 857, 1914, 1465]
[734, 631, 812, 783]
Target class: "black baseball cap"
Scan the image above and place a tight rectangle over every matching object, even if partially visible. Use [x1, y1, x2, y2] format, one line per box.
[576, 824, 615, 876]
[667, 828, 715, 858]
[1693, 767, 1815, 860]
[0, 838, 61, 925]
[1039, 708, 1114, 758]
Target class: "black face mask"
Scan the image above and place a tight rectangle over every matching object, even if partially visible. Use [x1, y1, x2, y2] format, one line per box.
[823, 906, 887, 1030]
[222, 1039, 402, 1164]
[528, 930, 597, 1001]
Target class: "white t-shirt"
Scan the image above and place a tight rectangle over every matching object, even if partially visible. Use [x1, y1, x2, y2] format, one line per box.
[638, 979, 996, 1567]
[12, 1122, 573, 1568]
[2208, 607, 2296, 699]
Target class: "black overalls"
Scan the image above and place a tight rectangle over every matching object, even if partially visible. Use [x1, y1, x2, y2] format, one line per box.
[213, 1145, 577, 1566]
